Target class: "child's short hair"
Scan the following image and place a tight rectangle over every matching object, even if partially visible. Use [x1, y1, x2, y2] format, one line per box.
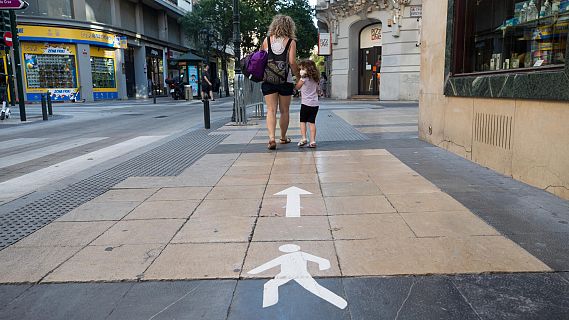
[298, 60, 320, 83]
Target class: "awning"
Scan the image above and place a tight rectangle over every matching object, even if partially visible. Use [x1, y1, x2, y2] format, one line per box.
[174, 52, 205, 62]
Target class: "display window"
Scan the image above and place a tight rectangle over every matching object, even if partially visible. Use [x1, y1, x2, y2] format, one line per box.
[22, 42, 80, 101]
[90, 47, 118, 100]
[146, 47, 165, 96]
[452, 0, 569, 74]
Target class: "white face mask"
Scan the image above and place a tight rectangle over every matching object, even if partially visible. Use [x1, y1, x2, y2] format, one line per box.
[300, 69, 307, 77]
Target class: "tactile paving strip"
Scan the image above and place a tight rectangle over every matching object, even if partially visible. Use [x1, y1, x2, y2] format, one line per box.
[0, 122, 229, 249]
[307, 110, 369, 142]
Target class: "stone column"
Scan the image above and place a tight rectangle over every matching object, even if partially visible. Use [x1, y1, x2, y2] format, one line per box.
[158, 11, 168, 41]
[134, 45, 148, 98]
[76, 44, 94, 102]
[115, 49, 128, 100]
[110, 0, 121, 27]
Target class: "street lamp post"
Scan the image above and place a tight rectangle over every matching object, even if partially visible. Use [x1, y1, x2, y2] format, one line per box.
[232, 0, 241, 122]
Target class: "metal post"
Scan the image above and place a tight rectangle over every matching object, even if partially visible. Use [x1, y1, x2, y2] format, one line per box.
[232, 0, 241, 122]
[40, 94, 48, 121]
[152, 83, 156, 104]
[203, 98, 210, 129]
[46, 91, 52, 115]
[9, 10, 25, 121]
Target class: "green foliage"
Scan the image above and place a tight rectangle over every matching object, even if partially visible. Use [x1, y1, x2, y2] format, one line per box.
[310, 50, 326, 73]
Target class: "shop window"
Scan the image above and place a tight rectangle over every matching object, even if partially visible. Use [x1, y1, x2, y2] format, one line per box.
[86, 0, 112, 25]
[90, 57, 116, 89]
[453, 0, 568, 74]
[24, 52, 78, 89]
[21, 0, 73, 19]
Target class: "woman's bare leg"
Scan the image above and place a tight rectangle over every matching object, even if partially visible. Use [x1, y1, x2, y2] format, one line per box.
[278, 95, 292, 140]
[265, 93, 279, 142]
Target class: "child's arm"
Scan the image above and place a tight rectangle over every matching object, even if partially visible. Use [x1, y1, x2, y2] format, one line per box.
[295, 78, 305, 90]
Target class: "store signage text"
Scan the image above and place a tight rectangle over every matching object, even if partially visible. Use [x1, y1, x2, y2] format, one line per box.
[318, 33, 332, 56]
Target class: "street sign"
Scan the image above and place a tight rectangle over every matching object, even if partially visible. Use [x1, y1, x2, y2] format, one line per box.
[3, 31, 12, 47]
[0, 0, 28, 10]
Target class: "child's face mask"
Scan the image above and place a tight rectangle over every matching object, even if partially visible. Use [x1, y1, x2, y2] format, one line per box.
[300, 69, 307, 77]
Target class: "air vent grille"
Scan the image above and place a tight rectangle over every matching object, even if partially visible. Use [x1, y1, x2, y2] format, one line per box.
[474, 113, 513, 150]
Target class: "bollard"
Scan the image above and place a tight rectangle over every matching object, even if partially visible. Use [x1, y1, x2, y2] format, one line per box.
[153, 84, 157, 104]
[46, 91, 53, 116]
[203, 98, 210, 129]
[41, 94, 48, 121]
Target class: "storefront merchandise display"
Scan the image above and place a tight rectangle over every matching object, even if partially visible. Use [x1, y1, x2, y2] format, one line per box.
[90, 47, 118, 100]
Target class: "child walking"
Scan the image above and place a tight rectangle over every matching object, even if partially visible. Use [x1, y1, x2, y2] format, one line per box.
[295, 60, 320, 148]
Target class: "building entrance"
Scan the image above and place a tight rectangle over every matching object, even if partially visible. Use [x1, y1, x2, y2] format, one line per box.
[124, 47, 135, 98]
[358, 23, 382, 96]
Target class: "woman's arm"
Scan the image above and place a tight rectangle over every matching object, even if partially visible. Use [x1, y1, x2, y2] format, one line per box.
[289, 40, 300, 80]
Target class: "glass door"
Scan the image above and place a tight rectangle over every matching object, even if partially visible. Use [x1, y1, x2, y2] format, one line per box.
[358, 46, 381, 95]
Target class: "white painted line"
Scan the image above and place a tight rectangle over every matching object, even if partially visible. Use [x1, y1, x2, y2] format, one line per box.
[0, 137, 107, 169]
[248, 244, 348, 309]
[274, 186, 312, 218]
[0, 136, 166, 201]
[0, 138, 48, 151]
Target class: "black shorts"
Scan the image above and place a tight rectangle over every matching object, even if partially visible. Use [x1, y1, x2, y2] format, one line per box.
[262, 82, 294, 96]
[300, 104, 319, 123]
[201, 84, 210, 92]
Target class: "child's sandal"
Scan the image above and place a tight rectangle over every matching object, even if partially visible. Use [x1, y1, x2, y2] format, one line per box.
[308, 142, 317, 148]
[298, 139, 308, 147]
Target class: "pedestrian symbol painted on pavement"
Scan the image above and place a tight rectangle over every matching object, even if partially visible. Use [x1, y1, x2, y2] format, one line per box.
[248, 244, 348, 309]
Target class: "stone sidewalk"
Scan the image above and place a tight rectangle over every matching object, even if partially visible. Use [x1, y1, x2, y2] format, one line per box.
[1, 102, 568, 319]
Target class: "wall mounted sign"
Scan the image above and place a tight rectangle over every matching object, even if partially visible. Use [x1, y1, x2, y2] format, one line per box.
[410, 6, 422, 17]
[360, 24, 382, 49]
[318, 33, 332, 56]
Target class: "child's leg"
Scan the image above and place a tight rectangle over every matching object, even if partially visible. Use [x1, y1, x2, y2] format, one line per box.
[308, 122, 317, 144]
[300, 122, 307, 141]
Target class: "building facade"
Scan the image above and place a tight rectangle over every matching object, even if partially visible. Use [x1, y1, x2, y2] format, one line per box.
[420, 0, 569, 200]
[316, 0, 422, 100]
[14, 0, 193, 102]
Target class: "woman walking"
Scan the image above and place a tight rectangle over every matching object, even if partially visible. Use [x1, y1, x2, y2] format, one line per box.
[261, 15, 300, 150]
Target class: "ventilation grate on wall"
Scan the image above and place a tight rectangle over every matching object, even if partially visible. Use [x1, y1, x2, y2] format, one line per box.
[474, 113, 513, 150]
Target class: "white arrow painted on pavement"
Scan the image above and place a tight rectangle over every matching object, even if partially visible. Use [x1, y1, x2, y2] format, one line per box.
[274, 186, 312, 218]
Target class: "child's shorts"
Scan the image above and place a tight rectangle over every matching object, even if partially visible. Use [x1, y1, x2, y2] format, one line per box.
[300, 104, 319, 123]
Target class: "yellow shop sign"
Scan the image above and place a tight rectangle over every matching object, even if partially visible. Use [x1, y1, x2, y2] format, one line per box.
[18, 25, 121, 49]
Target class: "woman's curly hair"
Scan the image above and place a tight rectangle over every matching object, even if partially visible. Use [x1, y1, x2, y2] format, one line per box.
[298, 60, 320, 83]
[268, 15, 296, 40]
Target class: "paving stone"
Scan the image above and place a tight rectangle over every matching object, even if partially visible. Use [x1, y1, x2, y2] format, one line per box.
[0, 283, 131, 320]
[374, 178, 440, 194]
[472, 207, 569, 235]
[0, 246, 82, 283]
[264, 183, 322, 198]
[92, 188, 157, 202]
[123, 200, 200, 220]
[329, 214, 415, 240]
[56, 201, 139, 222]
[316, 163, 366, 174]
[268, 173, 320, 185]
[0, 285, 31, 310]
[324, 195, 395, 215]
[171, 216, 255, 243]
[452, 273, 569, 320]
[13, 221, 114, 247]
[271, 164, 317, 174]
[242, 240, 340, 278]
[317, 171, 372, 183]
[191, 199, 261, 218]
[225, 165, 272, 176]
[147, 187, 212, 201]
[44, 244, 164, 282]
[91, 219, 185, 245]
[336, 236, 550, 276]
[253, 216, 332, 241]
[507, 233, 569, 271]
[144, 243, 247, 280]
[206, 185, 266, 200]
[107, 280, 235, 320]
[321, 182, 383, 197]
[400, 211, 501, 238]
[386, 192, 468, 213]
[344, 276, 480, 320]
[260, 197, 327, 217]
[228, 279, 350, 320]
[216, 174, 270, 186]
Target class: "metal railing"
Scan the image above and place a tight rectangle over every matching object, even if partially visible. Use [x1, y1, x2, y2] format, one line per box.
[234, 74, 265, 125]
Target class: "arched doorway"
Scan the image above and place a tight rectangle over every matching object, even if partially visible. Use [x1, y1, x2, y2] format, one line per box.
[358, 23, 382, 96]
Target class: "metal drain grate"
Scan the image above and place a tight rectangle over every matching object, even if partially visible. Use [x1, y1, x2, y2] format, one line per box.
[0, 121, 229, 249]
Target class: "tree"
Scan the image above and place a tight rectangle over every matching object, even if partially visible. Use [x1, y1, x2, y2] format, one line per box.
[280, 0, 318, 58]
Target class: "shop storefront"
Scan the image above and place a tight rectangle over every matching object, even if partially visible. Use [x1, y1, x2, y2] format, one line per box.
[146, 47, 165, 96]
[420, 0, 569, 199]
[90, 47, 118, 100]
[18, 25, 121, 101]
[359, 24, 382, 96]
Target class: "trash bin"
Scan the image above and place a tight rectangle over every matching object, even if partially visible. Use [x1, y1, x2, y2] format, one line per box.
[184, 85, 193, 101]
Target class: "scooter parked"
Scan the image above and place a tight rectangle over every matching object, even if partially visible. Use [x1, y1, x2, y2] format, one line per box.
[166, 76, 185, 100]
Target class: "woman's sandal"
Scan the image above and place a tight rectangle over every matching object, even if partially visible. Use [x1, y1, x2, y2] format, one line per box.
[268, 139, 277, 150]
[298, 139, 308, 147]
[280, 137, 292, 144]
[308, 142, 317, 148]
